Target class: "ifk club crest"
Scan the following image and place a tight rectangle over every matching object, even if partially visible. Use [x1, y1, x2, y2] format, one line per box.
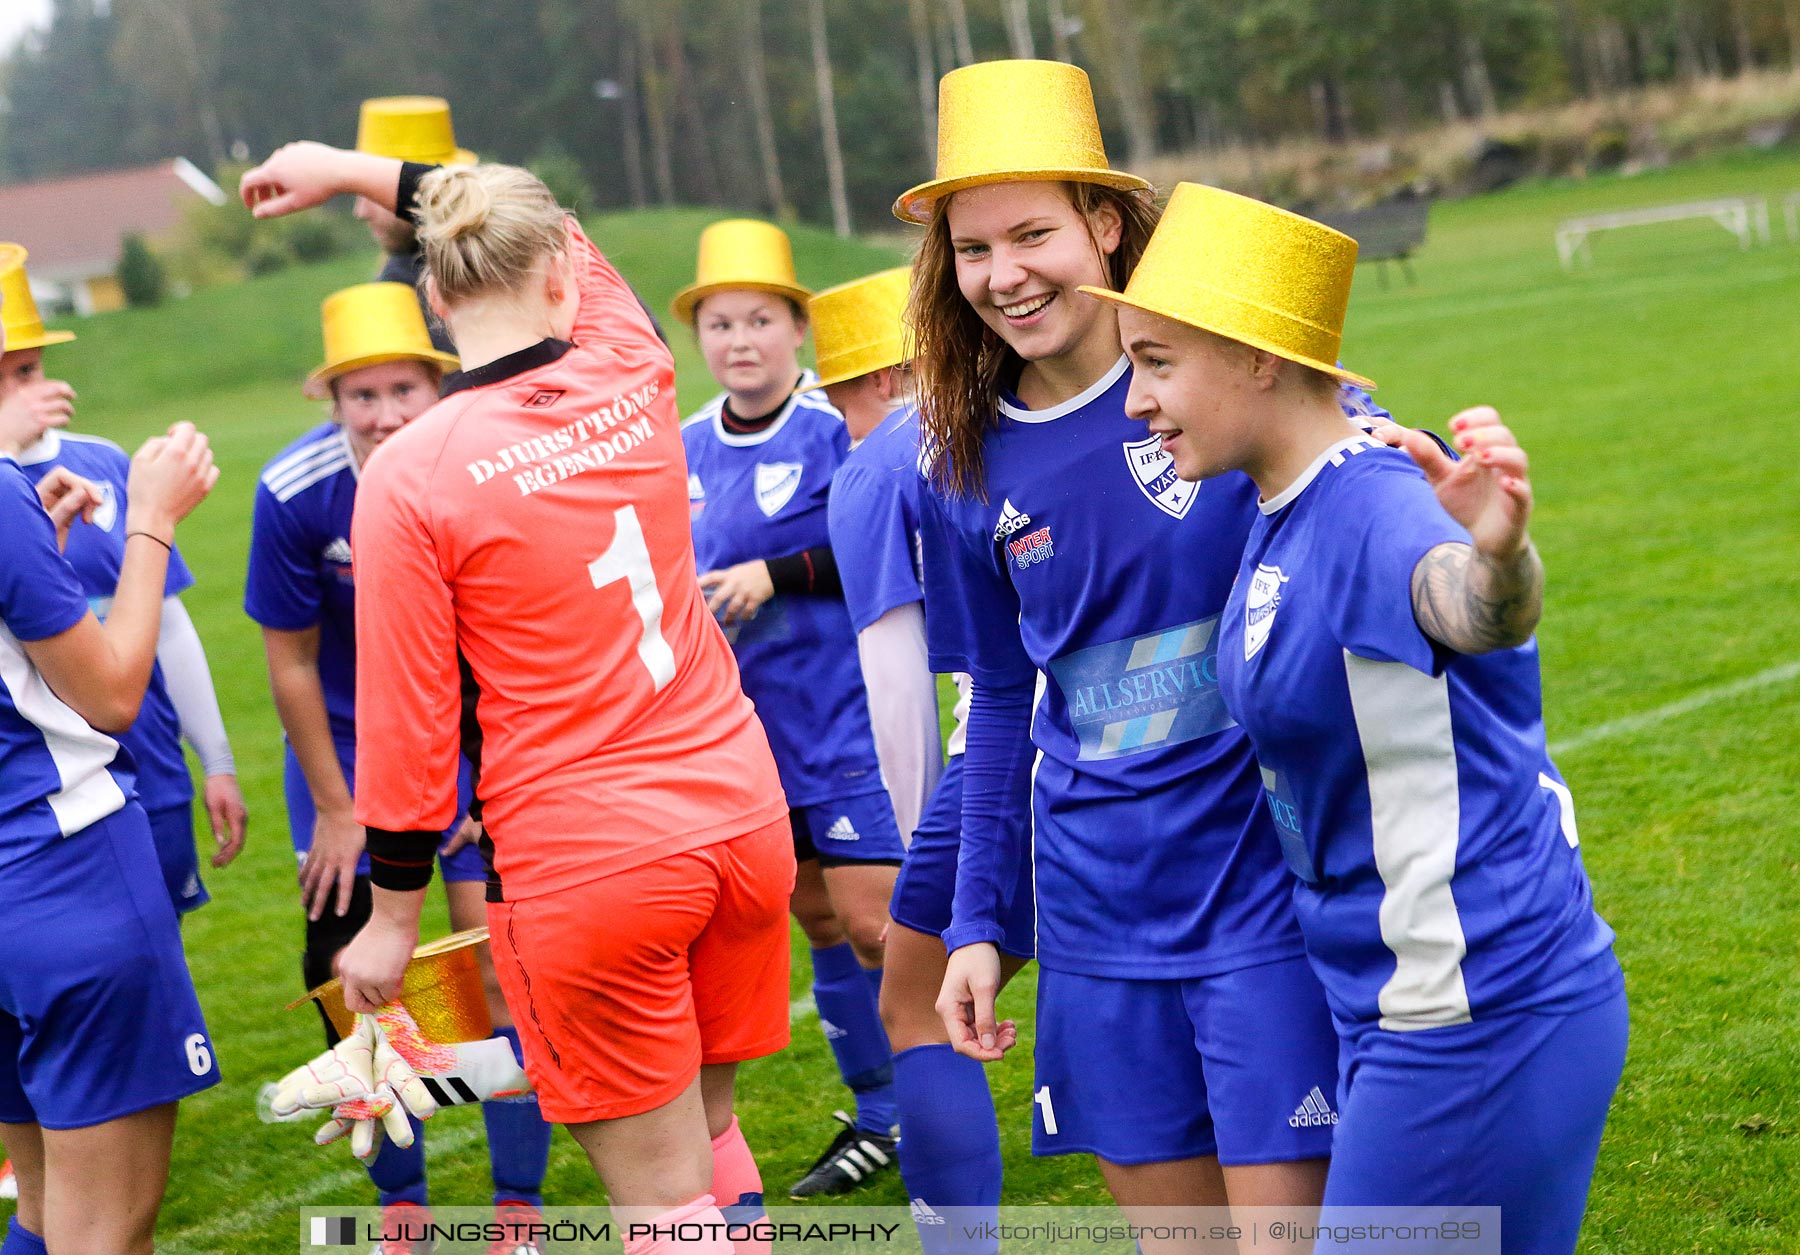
[1245, 564, 1288, 660]
[1122, 435, 1198, 520]
[92, 480, 119, 532]
[753, 462, 803, 517]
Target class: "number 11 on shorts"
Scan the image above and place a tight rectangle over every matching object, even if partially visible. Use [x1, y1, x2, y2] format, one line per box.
[588, 504, 677, 692]
[1034, 1085, 1059, 1135]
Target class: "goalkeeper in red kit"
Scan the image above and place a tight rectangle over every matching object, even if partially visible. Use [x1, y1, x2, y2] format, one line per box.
[242, 143, 792, 1255]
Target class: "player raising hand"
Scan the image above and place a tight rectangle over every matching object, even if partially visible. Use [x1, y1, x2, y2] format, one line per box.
[241, 145, 792, 1255]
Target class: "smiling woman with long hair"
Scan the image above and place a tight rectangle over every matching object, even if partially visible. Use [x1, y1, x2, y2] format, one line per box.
[900, 60, 1384, 1245]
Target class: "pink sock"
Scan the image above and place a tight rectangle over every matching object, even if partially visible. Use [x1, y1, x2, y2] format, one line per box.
[711, 1116, 770, 1255]
[621, 1195, 733, 1255]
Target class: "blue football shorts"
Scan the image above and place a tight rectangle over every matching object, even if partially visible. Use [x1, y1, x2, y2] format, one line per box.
[889, 755, 1035, 957]
[1031, 956, 1339, 1165]
[0, 803, 220, 1128]
[790, 789, 906, 867]
[145, 802, 209, 916]
[1318, 975, 1628, 1255]
[283, 738, 486, 882]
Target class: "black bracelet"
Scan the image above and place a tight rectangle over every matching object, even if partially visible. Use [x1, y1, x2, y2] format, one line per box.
[126, 530, 173, 552]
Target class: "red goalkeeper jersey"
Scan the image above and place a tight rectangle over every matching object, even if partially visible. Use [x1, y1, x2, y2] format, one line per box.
[351, 223, 786, 899]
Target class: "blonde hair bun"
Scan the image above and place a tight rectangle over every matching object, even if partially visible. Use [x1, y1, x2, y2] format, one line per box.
[414, 163, 566, 305]
[418, 166, 493, 241]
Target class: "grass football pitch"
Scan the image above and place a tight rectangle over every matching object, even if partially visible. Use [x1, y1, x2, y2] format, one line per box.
[8, 149, 1800, 1252]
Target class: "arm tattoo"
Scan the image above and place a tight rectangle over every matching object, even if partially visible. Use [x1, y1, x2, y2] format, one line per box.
[1410, 541, 1545, 655]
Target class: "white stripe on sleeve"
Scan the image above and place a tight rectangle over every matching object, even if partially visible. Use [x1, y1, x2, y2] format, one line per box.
[1343, 650, 1472, 1030]
[0, 626, 128, 836]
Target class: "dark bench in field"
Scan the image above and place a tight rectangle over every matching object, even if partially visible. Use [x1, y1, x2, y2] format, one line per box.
[1316, 199, 1430, 287]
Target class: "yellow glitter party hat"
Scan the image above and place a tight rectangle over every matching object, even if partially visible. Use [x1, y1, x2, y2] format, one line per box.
[670, 218, 814, 325]
[894, 59, 1151, 225]
[290, 927, 494, 1043]
[0, 245, 76, 352]
[356, 96, 476, 166]
[1080, 182, 1376, 390]
[809, 266, 914, 389]
[304, 282, 459, 399]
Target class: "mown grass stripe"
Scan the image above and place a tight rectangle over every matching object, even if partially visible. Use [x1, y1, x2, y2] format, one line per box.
[1551, 660, 1800, 756]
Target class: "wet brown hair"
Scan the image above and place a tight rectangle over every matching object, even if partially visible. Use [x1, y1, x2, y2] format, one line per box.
[907, 181, 1160, 500]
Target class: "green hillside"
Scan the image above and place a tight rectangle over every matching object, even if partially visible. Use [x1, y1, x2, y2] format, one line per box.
[8, 154, 1800, 1252]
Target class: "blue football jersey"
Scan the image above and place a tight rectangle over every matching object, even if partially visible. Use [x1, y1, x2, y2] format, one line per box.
[683, 387, 885, 806]
[18, 433, 196, 812]
[1218, 434, 1619, 1031]
[0, 459, 136, 857]
[921, 357, 1303, 979]
[244, 424, 360, 743]
[828, 405, 928, 634]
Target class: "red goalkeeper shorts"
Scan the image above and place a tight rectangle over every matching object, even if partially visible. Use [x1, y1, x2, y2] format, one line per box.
[486, 815, 796, 1123]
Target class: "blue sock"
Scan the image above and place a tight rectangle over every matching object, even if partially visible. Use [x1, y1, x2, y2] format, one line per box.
[2, 1218, 47, 1255]
[365, 1114, 428, 1207]
[810, 943, 896, 1134]
[857, 963, 899, 1134]
[894, 1044, 1002, 1255]
[484, 1026, 551, 1209]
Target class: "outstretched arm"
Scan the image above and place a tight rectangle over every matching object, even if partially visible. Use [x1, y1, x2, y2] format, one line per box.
[1376, 406, 1543, 655]
[240, 142, 403, 219]
[1409, 540, 1543, 656]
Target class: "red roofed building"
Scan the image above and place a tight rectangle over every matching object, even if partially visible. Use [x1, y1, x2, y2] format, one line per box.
[0, 158, 226, 315]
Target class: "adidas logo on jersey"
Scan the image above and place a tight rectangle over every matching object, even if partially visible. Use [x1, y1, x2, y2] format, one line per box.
[910, 1199, 947, 1226]
[993, 498, 1033, 541]
[824, 815, 860, 842]
[1288, 1085, 1338, 1128]
[322, 538, 353, 565]
[818, 1016, 848, 1041]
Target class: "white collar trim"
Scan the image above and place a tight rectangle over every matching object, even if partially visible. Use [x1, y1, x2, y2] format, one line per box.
[711, 369, 823, 448]
[998, 355, 1129, 424]
[1259, 433, 1382, 515]
[713, 389, 801, 448]
[17, 431, 60, 466]
[340, 426, 363, 481]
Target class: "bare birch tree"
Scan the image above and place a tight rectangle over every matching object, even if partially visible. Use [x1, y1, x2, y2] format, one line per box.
[807, 0, 852, 236]
[908, 0, 939, 160]
[1003, 0, 1038, 58]
[742, 0, 792, 217]
[946, 0, 977, 65]
[1047, 0, 1077, 62]
[632, 5, 677, 204]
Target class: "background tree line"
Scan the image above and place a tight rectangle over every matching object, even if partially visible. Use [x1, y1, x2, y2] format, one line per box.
[5, 0, 1800, 232]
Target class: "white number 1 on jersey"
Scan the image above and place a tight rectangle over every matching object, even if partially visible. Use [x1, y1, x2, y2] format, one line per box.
[587, 504, 677, 692]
